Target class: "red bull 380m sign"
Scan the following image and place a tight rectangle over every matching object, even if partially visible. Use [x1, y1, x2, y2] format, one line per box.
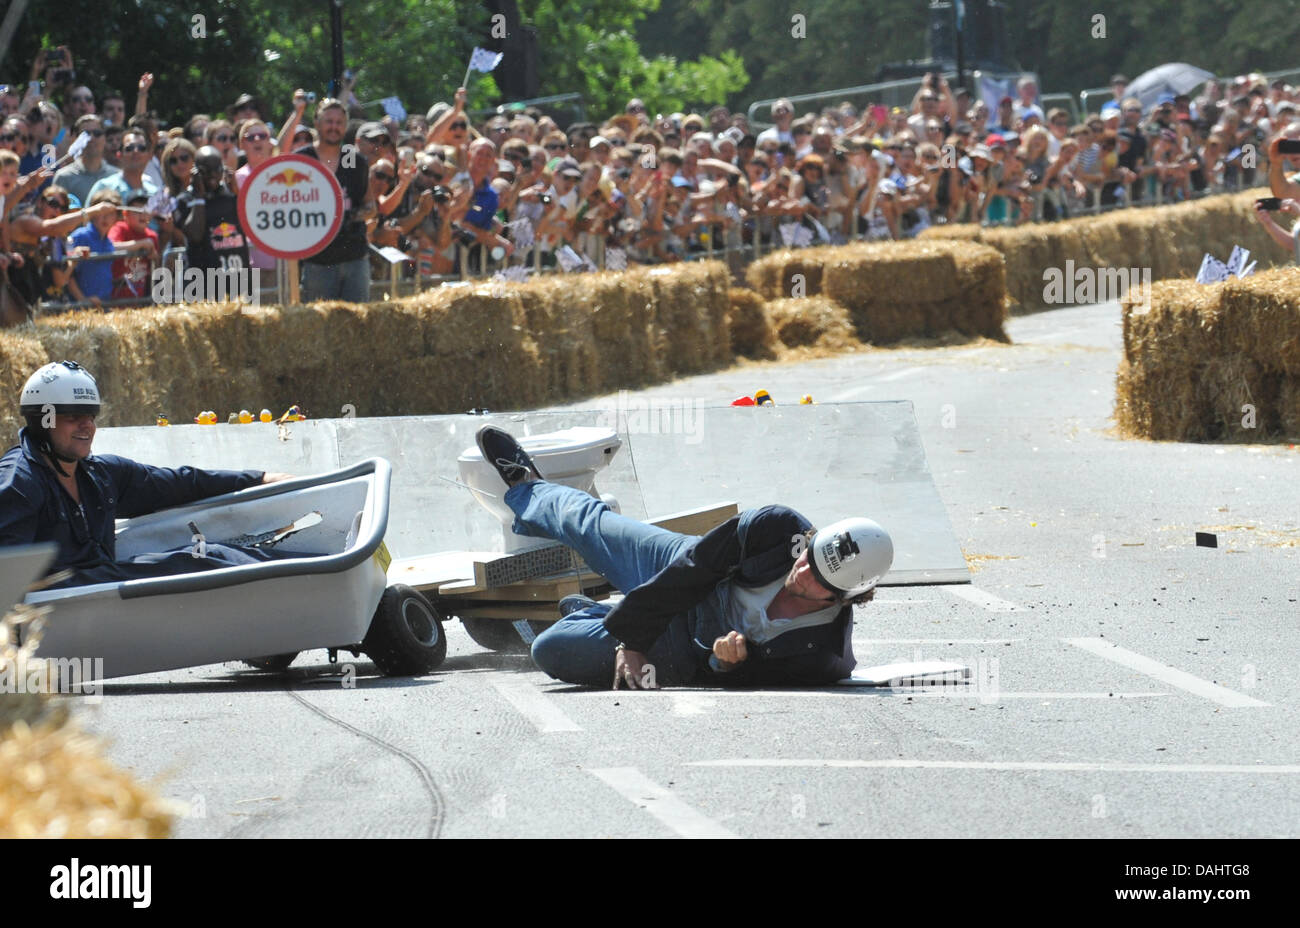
[237, 154, 344, 259]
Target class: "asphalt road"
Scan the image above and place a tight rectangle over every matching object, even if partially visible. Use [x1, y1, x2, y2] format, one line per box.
[82, 299, 1300, 838]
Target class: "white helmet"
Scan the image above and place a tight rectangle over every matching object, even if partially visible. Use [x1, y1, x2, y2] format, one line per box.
[20, 361, 101, 418]
[808, 517, 893, 597]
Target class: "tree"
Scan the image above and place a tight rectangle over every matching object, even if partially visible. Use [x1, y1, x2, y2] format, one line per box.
[514, 0, 747, 116]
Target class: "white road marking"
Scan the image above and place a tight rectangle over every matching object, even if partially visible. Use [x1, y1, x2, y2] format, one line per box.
[853, 638, 1024, 644]
[656, 689, 1166, 699]
[671, 692, 718, 716]
[869, 598, 937, 604]
[1064, 638, 1269, 708]
[492, 680, 583, 732]
[588, 767, 737, 838]
[830, 368, 924, 401]
[689, 759, 1300, 774]
[942, 586, 1021, 611]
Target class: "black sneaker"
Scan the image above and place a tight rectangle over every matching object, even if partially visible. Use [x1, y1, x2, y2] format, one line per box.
[476, 425, 542, 488]
[558, 594, 598, 618]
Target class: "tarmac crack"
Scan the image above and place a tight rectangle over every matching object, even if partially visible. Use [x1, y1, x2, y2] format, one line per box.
[286, 687, 447, 838]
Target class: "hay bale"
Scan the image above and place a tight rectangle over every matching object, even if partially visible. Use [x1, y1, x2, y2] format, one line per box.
[1279, 377, 1300, 440]
[0, 328, 49, 438]
[727, 288, 777, 358]
[745, 249, 825, 299]
[1, 604, 174, 838]
[765, 297, 856, 350]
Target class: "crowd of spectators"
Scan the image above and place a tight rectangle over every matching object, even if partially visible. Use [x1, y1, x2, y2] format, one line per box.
[3, 46, 1300, 312]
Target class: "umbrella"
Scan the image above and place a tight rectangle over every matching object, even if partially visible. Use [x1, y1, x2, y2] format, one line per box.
[1125, 63, 1216, 110]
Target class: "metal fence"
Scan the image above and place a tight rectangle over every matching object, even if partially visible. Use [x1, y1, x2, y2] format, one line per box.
[30, 178, 1267, 315]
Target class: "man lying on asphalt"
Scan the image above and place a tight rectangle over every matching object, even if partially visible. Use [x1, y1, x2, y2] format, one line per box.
[0, 361, 294, 588]
[475, 425, 894, 689]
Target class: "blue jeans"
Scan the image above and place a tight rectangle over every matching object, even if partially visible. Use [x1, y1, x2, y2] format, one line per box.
[301, 256, 370, 303]
[505, 481, 704, 687]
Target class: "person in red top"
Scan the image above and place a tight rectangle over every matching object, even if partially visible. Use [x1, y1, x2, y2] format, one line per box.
[106, 189, 158, 304]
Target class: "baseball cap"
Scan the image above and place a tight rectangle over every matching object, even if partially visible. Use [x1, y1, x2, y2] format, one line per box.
[588, 135, 612, 149]
[358, 121, 389, 140]
[968, 145, 993, 161]
[986, 133, 1006, 149]
[124, 188, 151, 205]
[999, 95, 1014, 105]
[1157, 93, 1176, 106]
[1100, 102, 1121, 117]
[557, 157, 582, 178]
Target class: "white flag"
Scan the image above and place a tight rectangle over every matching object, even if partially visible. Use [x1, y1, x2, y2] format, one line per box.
[468, 47, 503, 74]
[555, 244, 585, 272]
[380, 96, 406, 122]
[66, 131, 91, 161]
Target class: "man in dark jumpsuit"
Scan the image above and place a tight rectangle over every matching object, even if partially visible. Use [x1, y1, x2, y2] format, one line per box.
[0, 361, 294, 588]
[475, 425, 896, 690]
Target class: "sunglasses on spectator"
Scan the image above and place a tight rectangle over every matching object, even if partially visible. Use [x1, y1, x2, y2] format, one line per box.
[449, 121, 468, 130]
[84, 128, 104, 137]
[212, 134, 233, 143]
[0, 133, 26, 143]
[545, 142, 566, 151]
[374, 171, 395, 182]
[505, 153, 527, 163]
[122, 142, 149, 152]
[244, 131, 270, 142]
[42, 196, 68, 208]
[168, 152, 193, 164]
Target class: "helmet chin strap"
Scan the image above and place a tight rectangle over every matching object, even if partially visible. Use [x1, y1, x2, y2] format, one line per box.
[31, 427, 77, 477]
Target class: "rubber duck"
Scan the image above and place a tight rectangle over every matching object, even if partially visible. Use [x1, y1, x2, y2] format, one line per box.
[238, 409, 253, 424]
[259, 408, 273, 423]
[195, 410, 217, 425]
[754, 389, 775, 406]
[156, 413, 170, 427]
[278, 404, 307, 423]
[800, 394, 815, 405]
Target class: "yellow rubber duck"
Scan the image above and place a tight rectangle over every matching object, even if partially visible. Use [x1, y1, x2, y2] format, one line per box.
[259, 408, 273, 423]
[195, 410, 217, 425]
[238, 409, 253, 424]
[156, 414, 170, 427]
[800, 394, 815, 405]
[754, 389, 775, 406]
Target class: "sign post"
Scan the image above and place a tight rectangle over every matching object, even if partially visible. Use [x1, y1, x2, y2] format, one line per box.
[237, 153, 345, 305]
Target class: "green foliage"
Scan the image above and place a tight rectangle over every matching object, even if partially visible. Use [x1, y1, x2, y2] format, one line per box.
[516, 0, 747, 115]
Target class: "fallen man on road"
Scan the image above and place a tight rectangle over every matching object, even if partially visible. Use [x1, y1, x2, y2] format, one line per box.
[475, 425, 894, 689]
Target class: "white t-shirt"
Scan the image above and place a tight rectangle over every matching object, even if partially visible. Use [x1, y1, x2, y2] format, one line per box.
[714, 576, 840, 646]
[756, 126, 792, 147]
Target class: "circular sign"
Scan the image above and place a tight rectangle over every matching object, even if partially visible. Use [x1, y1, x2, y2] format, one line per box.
[237, 153, 345, 260]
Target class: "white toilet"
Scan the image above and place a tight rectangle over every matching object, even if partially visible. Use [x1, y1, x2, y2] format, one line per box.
[458, 426, 623, 552]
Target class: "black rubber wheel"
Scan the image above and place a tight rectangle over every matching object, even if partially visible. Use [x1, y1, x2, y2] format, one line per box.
[362, 585, 447, 675]
[243, 652, 299, 671]
[460, 616, 551, 654]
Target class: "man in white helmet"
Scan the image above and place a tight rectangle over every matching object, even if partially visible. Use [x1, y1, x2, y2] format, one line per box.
[0, 361, 294, 587]
[476, 426, 894, 689]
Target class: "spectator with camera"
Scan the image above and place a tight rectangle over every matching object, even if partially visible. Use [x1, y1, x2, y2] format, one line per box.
[444, 137, 513, 272]
[173, 145, 248, 280]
